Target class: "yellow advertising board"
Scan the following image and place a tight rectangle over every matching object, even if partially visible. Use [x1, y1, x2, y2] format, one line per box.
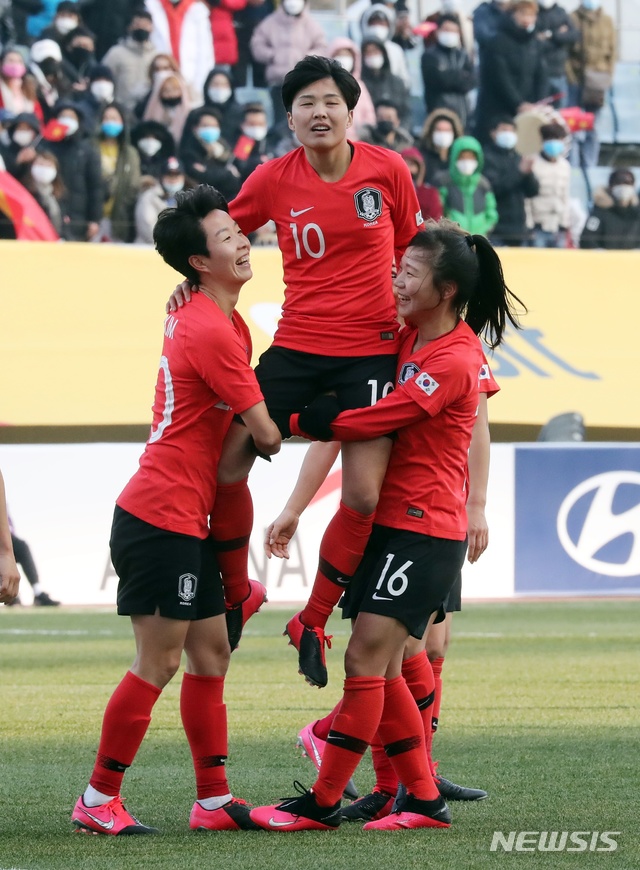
[1, 242, 635, 428]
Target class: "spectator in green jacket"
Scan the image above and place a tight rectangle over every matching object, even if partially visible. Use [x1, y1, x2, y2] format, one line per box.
[438, 135, 498, 235]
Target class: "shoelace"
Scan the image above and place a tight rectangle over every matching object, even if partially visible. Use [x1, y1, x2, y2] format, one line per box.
[278, 780, 312, 805]
[311, 628, 333, 650]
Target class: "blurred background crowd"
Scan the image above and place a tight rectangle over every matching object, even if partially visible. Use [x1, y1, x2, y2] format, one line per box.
[0, 0, 637, 249]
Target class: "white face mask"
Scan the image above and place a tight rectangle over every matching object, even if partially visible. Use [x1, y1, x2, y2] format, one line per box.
[91, 80, 114, 102]
[437, 31, 461, 49]
[138, 136, 163, 156]
[207, 86, 232, 104]
[538, 0, 555, 7]
[368, 24, 389, 41]
[364, 53, 384, 71]
[162, 178, 184, 195]
[31, 163, 57, 185]
[243, 125, 267, 141]
[13, 129, 35, 147]
[59, 116, 79, 136]
[495, 130, 518, 150]
[55, 16, 78, 34]
[456, 158, 478, 175]
[335, 54, 354, 73]
[441, 0, 460, 10]
[283, 0, 305, 14]
[432, 130, 454, 149]
[611, 184, 635, 203]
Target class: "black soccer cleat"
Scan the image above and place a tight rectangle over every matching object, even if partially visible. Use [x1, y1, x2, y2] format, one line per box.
[340, 791, 394, 822]
[435, 775, 488, 802]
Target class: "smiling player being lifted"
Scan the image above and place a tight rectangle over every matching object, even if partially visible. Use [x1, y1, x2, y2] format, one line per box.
[169, 55, 423, 674]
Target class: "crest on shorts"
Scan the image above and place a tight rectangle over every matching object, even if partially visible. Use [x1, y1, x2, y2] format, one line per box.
[399, 362, 420, 385]
[354, 187, 383, 222]
[178, 573, 197, 602]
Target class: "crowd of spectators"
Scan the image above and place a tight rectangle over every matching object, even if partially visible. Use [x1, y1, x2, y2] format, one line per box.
[0, 0, 637, 249]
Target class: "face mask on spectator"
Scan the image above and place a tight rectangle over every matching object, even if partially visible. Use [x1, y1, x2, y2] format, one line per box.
[495, 130, 518, 150]
[437, 31, 461, 49]
[242, 124, 267, 141]
[55, 16, 78, 34]
[138, 136, 163, 156]
[283, 0, 305, 14]
[364, 53, 384, 70]
[59, 116, 79, 136]
[541, 139, 564, 158]
[376, 120, 395, 136]
[524, 22, 535, 32]
[161, 95, 182, 108]
[368, 25, 389, 41]
[538, 0, 555, 7]
[39, 58, 60, 77]
[610, 184, 635, 203]
[162, 178, 184, 195]
[207, 86, 232, 104]
[456, 158, 478, 175]
[2, 61, 26, 78]
[441, 0, 460, 10]
[31, 163, 57, 185]
[13, 129, 35, 147]
[102, 120, 123, 138]
[582, 0, 600, 9]
[197, 126, 221, 144]
[91, 80, 115, 102]
[334, 54, 354, 73]
[432, 130, 454, 149]
[131, 28, 151, 43]
[70, 47, 94, 68]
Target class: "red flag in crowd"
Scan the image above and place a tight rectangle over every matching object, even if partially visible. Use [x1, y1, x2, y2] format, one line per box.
[41, 118, 69, 142]
[233, 134, 255, 160]
[0, 171, 59, 241]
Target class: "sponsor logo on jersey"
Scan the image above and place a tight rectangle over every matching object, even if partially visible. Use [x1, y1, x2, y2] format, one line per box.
[354, 187, 383, 222]
[415, 372, 440, 396]
[178, 572, 197, 602]
[399, 362, 420, 385]
[290, 206, 314, 217]
[407, 506, 424, 518]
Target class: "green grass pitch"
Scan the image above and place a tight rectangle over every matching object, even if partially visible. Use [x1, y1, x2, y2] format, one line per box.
[0, 601, 638, 870]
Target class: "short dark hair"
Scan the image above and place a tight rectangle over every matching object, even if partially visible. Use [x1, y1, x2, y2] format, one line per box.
[242, 102, 267, 119]
[130, 8, 153, 24]
[539, 122, 566, 140]
[153, 185, 229, 285]
[281, 55, 361, 113]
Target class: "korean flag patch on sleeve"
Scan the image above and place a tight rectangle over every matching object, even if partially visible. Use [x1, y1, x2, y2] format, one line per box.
[415, 371, 439, 396]
[479, 363, 490, 381]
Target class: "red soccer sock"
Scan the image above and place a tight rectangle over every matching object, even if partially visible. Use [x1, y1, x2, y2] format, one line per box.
[301, 501, 374, 629]
[377, 676, 439, 801]
[209, 479, 253, 605]
[89, 670, 162, 795]
[371, 738, 399, 796]
[312, 676, 385, 807]
[428, 656, 445, 764]
[312, 701, 342, 741]
[180, 673, 229, 799]
[402, 651, 436, 774]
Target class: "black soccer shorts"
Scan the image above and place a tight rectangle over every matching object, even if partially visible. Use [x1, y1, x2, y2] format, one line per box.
[111, 506, 225, 620]
[341, 524, 468, 639]
[254, 346, 397, 438]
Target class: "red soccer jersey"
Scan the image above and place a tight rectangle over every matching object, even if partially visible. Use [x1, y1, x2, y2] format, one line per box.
[117, 295, 264, 538]
[292, 321, 498, 539]
[229, 141, 423, 357]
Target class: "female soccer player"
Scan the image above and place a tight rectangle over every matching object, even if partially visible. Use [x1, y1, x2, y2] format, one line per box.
[167, 55, 423, 671]
[248, 221, 523, 832]
[71, 186, 280, 836]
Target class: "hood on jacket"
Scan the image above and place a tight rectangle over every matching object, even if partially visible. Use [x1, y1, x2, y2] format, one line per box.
[419, 107, 464, 149]
[329, 36, 364, 79]
[448, 135, 484, 185]
[202, 66, 236, 105]
[361, 37, 391, 74]
[361, 4, 396, 35]
[7, 111, 41, 134]
[52, 98, 87, 137]
[131, 119, 176, 152]
[400, 146, 426, 186]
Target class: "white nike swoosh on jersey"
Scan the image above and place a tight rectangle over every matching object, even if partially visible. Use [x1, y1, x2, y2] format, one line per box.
[372, 593, 393, 601]
[290, 207, 314, 217]
[84, 811, 115, 830]
[268, 817, 298, 827]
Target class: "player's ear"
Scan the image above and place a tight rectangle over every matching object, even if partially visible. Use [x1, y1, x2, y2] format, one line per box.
[346, 109, 354, 129]
[188, 254, 208, 275]
[287, 112, 295, 132]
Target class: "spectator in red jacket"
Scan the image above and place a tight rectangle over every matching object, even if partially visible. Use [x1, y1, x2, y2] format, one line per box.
[400, 146, 443, 221]
[204, 0, 248, 68]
